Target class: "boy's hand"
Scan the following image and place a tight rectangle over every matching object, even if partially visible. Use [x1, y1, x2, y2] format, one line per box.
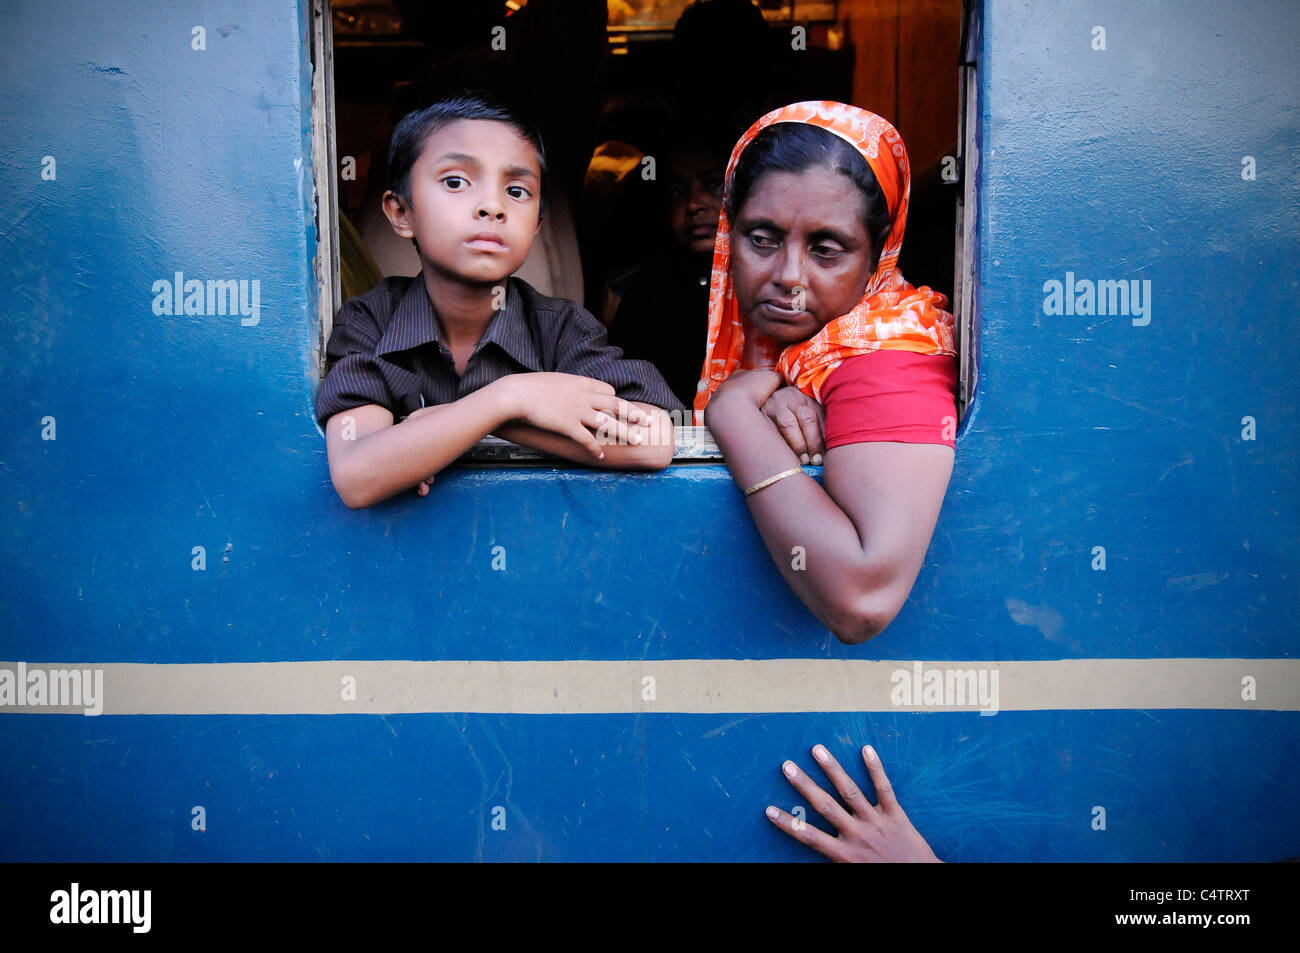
[765, 744, 941, 863]
[499, 372, 653, 460]
[408, 384, 663, 495]
[761, 386, 825, 465]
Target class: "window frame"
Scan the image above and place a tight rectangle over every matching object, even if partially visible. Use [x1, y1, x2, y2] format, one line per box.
[307, 0, 972, 462]
[309, 0, 341, 365]
[952, 0, 980, 422]
[307, 0, 717, 465]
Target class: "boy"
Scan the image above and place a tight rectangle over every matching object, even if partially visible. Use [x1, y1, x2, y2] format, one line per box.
[316, 93, 680, 509]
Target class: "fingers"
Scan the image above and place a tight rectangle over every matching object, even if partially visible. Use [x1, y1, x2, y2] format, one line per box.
[608, 397, 651, 428]
[588, 397, 654, 447]
[811, 744, 874, 817]
[771, 410, 810, 461]
[763, 389, 825, 464]
[860, 745, 899, 812]
[763, 804, 844, 861]
[586, 412, 644, 448]
[779, 759, 855, 834]
[795, 406, 825, 462]
[635, 408, 673, 447]
[599, 396, 656, 433]
[564, 422, 606, 460]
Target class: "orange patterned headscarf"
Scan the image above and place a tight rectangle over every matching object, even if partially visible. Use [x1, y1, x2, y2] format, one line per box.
[692, 101, 956, 424]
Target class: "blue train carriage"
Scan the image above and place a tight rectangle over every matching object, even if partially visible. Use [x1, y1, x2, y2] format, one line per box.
[0, 0, 1296, 861]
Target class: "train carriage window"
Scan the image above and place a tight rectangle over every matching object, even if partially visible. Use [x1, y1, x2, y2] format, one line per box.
[952, 0, 979, 420]
[308, 0, 341, 354]
[307, 0, 972, 465]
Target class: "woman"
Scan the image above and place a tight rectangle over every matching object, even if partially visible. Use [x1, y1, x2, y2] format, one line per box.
[698, 102, 957, 644]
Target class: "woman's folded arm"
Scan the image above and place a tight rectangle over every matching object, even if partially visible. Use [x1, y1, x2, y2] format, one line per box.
[707, 380, 952, 643]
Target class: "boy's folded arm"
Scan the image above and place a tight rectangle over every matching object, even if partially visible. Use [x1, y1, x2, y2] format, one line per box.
[325, 380, 519, 508]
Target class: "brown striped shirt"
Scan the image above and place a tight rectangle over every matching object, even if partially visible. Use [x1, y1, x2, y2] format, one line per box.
[316, 275, 683, 428]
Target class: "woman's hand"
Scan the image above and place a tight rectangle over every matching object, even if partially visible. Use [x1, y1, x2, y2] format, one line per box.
[710, 368, 784, 414]
[761, 386, 825, 465]
[701, 322, 783, 434]
[765, 744, 941, 863]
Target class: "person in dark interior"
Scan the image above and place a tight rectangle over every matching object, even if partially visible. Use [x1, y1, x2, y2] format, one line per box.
[606, 125, 733, 409]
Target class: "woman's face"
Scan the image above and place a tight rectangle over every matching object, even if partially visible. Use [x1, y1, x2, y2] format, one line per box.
[729, 164, 877, 343]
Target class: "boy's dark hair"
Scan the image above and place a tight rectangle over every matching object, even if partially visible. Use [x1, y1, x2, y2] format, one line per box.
[726, 123, 892, 271]
[386, 90, 549, 220]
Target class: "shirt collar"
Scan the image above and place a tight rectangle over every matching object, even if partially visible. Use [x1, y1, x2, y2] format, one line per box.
[376, 274, 541, 372]
[375, 274, 440, 357]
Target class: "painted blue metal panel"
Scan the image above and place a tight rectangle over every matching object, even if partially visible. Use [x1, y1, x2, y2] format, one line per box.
[0, 0, 1296, 860]
[2, 711, 1298, 862]
[972, 0, 1300, 661]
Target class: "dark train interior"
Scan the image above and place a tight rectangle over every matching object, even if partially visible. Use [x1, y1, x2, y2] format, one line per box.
[327, 0, 961, 389]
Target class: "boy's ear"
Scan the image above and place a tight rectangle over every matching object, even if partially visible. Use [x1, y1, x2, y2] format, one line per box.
[382, 190, 414, 240]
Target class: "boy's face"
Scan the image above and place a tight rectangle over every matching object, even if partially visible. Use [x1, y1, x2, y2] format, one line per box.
[667, 144, 724, 256]
[383, 119, 542, 286]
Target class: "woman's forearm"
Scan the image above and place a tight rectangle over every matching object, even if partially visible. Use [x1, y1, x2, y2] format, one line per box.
[707, 394, 882, 642]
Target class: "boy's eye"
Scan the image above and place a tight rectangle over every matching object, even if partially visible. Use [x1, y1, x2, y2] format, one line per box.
[441, 175, 468, 190]
[506, 185, 531, 200]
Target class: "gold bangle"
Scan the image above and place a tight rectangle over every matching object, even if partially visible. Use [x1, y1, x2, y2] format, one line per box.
[743, 466, 804, 497]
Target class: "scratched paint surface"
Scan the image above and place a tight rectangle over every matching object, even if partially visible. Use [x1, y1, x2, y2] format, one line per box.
[0, 0, 1296, 859]
[0, 711, 1296, 861]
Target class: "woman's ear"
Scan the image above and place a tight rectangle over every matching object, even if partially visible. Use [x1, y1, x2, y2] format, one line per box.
[381, 190, 414, 240]
[862, 232, 884, 279]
